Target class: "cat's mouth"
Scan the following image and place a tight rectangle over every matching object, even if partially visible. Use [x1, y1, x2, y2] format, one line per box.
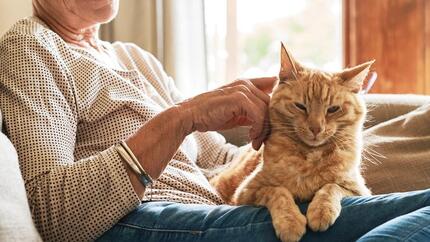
[300, 135, 329, 147]
[303, 139, 326, 147]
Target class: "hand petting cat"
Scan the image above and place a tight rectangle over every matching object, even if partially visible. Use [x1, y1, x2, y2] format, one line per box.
[178, 77, 277, 150]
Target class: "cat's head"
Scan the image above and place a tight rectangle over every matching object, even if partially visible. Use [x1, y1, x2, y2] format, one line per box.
[269, 43, 374, 147]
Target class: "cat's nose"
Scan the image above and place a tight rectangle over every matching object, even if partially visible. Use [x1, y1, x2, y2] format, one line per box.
[309, 126, 321, 136]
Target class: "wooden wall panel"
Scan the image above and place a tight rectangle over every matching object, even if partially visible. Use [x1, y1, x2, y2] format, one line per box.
[344, 0, 429, 94]
[425, 0, 430, 94]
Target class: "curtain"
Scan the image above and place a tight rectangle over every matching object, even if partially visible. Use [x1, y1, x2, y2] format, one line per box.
[100, 0, 208, 97]
[0, 0, 32, 35]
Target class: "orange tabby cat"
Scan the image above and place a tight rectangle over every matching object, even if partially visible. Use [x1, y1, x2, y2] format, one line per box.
[211, 43, 373, 242]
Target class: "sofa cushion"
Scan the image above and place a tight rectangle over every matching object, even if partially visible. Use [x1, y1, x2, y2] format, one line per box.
[0, 112, 42, 241]
[363, 99, 430, 194]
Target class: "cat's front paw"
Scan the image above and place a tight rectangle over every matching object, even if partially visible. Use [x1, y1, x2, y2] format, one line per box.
[272, 212, 307, 242]
[306, 200, 341, 232]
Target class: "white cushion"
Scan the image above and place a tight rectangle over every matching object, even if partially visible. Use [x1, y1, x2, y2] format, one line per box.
[0, 111, 41, 241]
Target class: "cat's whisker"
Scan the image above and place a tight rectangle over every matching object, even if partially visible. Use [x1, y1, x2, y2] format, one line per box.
[331, 135, 348, 151]
[362, 143, 385, 165]
[361, 152, 382, 166]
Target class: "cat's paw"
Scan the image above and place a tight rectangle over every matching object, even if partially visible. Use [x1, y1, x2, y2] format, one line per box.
[306, 201, 341, 232]
[272, 212, 307, 242]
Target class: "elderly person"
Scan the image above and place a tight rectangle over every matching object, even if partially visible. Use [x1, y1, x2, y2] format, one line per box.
[0, 0, 429, 241]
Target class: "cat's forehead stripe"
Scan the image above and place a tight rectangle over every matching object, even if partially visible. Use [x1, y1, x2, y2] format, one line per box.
[321, 85, 328, 103]
[278, 93, 293, 101]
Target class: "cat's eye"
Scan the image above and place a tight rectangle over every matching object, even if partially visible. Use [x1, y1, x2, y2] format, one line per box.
[294, 102, 307, 112]
[327, 106, 340, 114]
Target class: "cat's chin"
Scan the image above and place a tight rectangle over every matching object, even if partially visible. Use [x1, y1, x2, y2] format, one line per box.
[301, 138, 328, 147]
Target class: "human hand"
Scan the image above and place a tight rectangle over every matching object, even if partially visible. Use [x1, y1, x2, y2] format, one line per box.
[249, 76, 278, 94]
[178, 77, 277, 150]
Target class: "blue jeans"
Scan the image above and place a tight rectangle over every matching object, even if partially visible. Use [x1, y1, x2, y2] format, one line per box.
[98, 189, 430, 242]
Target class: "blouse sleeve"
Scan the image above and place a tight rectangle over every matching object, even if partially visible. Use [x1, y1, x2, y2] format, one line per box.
[0, 30, 140, 241]
[129, 43, 186, 103]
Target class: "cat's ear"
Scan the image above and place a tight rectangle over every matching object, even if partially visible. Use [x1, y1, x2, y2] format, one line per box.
[338, 60, 375, 93]
[279, 42, 302, 82]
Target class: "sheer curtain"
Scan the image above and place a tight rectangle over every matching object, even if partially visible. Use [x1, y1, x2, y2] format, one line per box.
[100, 0, 208, 97]
[0, 0, 32, 35]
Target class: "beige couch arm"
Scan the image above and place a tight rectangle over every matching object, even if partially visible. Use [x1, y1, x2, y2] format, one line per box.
[364, 94, 430, 128]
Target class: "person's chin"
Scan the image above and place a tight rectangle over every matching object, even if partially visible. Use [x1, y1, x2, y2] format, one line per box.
[92, 0, 119, 23]
[93, 8, 118, 23]
[89, 0, 117, 10]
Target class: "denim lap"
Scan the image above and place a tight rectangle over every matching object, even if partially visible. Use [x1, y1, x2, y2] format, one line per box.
[97, 189, 430, 242]
[357, 206, 430, 242]
[97, 203, 278, 242]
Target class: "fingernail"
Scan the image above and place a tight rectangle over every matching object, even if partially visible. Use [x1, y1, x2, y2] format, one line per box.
[252, 141, 261, 150]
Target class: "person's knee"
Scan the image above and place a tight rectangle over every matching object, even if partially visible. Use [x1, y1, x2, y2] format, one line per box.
[357, 207, 430, 242]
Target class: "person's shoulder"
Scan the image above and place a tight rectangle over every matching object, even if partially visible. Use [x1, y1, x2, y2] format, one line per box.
[0, 16, 78, 65]
[110, 41, 152, 58]
[109, 41, 163, 67]
[2, 17, 52, 40]
[1, 16, 67, 51]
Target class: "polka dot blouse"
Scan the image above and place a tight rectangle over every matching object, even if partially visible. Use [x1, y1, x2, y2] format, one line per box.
[0, 17, 238, 242]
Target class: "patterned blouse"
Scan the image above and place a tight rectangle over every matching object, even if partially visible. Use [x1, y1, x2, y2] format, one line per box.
[0, 17, 238, 242]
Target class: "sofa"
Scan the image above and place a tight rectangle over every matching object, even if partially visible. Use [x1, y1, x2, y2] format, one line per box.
[0, 111, 42, 241]
[1, 94, 430, 241]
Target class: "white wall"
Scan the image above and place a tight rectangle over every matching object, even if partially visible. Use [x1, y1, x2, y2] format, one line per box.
[0, 0, 33, 35]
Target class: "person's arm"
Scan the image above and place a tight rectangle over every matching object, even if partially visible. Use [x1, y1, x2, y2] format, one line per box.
[0, 33, 142, 242]
[126, 46, 276, 174]
[123, 105, 191, 193]
[125, 78, 272, 186]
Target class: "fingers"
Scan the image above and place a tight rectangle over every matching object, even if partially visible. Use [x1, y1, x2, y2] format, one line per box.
[220, 80, 271, 145]
[223, 79, 271, 104]
[230, 85, 267, 124]
[241, 79, 270, 104]
[219, 116, 253, 131]
[233, 91, 265, 134]
[249, 76, 278, 93]
[233, 81, 270, 139]
[251, 115, 271, 150]
[252, 139, 263, 150]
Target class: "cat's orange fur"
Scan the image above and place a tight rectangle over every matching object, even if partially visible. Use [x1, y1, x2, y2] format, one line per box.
[210, 146, 262, 203]
[210, 43, 373, 242]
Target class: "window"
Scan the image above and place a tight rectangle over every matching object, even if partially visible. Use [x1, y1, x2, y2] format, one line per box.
[204, 0, 342, 88]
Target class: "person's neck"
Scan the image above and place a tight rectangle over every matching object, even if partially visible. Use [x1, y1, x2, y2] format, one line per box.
[33, 4, 102, 51]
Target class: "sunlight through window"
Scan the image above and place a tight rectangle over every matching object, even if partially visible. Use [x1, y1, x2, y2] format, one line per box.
[205, 0, 342, 88]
